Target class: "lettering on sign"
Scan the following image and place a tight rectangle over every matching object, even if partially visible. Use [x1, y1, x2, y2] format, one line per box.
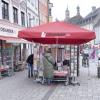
[0, 27, 14, 33]
[41, 32, 46, 37]
[47, 33, 65, 36]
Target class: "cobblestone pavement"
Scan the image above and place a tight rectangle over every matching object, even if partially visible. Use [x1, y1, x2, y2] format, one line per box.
[0, 70, 55, 100]
[0, 58, 100, 100]
[48, 58, 100, 100]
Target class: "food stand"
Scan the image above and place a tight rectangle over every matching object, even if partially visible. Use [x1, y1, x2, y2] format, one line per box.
[18, 21, 96, 85]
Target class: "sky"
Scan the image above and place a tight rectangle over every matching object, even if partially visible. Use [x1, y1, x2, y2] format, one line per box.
[50, 0, 100, 21]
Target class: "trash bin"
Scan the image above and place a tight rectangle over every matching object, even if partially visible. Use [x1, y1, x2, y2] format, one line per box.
[97, 67, 100, 78]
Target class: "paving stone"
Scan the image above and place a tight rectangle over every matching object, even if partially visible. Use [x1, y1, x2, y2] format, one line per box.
[0, 57, 100, 100]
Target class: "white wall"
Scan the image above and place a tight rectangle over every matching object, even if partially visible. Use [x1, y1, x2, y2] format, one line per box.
[94, 26, 100, 44]
[82, 23, 93, 31]
[0, 0, 39, 27]
[0, 0, 39, 55]
[0, 0, 2, 19]
[81, 23, 95, 46]
[27, 0, 39, 27]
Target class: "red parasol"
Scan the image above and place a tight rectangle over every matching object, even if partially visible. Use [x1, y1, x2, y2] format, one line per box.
[18, 21, 95, 44]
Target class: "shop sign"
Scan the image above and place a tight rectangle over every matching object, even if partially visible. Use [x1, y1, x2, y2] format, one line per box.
[0, 27, 14, 33]
[0, 24, 19, 37]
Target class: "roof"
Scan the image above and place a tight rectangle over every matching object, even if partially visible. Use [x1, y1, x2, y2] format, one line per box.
[94, 18, 100, 27]
[80, 7, 100, 25]
[85, 7, 100, 19]
[68, 15, 83, 25]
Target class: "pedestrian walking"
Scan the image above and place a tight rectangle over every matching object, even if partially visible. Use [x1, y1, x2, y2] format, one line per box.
[82, 49, 89, 67]
[91, 49, 95, 59]
[26, 54, 34, 78]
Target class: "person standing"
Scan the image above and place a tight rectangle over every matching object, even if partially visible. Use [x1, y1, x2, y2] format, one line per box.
[43, 48, 54, 85]
[26, 54, 34, 78]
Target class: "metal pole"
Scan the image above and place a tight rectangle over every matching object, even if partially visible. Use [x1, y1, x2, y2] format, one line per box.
[47, 0, 50, 22]
[38, 0, 40, 25]
[56, 37, 58, 62]
[77, 45, 79, 76]
[70, 45, 71, 76]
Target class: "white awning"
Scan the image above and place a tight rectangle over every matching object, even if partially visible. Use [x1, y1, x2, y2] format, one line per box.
[6, 39, 31, 44]
[0, 36, 31, 44]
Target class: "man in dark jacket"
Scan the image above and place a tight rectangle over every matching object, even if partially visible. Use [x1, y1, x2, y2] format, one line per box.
[26, 54, 34, 78]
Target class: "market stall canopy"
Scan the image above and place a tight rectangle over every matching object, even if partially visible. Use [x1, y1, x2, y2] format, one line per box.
[18, 21, 96, 44]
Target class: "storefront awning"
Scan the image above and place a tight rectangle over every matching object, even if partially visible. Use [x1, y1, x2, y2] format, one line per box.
[0, 36, 30, 44]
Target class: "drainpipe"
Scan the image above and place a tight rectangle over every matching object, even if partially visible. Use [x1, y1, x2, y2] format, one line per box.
[38, 0, 40, 25]
[47, 0, 49, 22]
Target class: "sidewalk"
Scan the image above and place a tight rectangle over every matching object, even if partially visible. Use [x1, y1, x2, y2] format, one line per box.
[48, 58, 100, 100]
[0, 71, 52, 100]
[0, 58, 100, 100]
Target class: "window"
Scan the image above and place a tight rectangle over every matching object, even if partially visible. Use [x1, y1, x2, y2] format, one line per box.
[31, 0, 34, 6]
[32, 16, 35, 26]
[13, 7, 18, 23]
[49, 9, 51, 16]
[28, 0, 30, 2]
[21, 11, 25, 26]
[2, 0, 9, 20]
[36, 18, 39, 26]
[28, 13, 31, 27]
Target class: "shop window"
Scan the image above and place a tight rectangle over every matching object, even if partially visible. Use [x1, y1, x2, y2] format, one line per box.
[0, 41, 13, 67]
[2, 0, 9, 20]
[21, 11, 25, 26]
[13, 7, 18, 24]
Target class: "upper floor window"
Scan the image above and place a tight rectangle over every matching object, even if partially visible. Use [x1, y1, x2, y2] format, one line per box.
[21, 11, 25, 26]
[2, 0, 9, 20]
[28, 13, 31, 27]
[31, 0, 35, 6]
[49, 9, 51, 16]
[13, 7, 18, 24]
[28, 0, 30, 2]
[32, 16, 35, 26]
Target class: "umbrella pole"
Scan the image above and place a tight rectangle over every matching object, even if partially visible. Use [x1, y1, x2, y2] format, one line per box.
[77, 45, 80, 76]
[56, 37, 58, 63]
[56, 47, 57, 62]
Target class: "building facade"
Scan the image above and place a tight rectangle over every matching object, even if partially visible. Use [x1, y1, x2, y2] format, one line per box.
[65, 6, 83, 25]
[79, 6, 100, 49]
[27, 0, 39, 27]
[0, 0, 39, 71]
[48, 0, 53, 22]
[65, 6, 100, 49]
[39, 0, 49, 25]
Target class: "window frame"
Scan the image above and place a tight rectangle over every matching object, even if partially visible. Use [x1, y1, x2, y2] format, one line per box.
[13, 7, 18, 24]
[2, 0, 9, 20]
[21, 11, 25, 26]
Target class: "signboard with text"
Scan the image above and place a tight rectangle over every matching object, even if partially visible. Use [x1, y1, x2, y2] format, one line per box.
[0, 23, 21, 37]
